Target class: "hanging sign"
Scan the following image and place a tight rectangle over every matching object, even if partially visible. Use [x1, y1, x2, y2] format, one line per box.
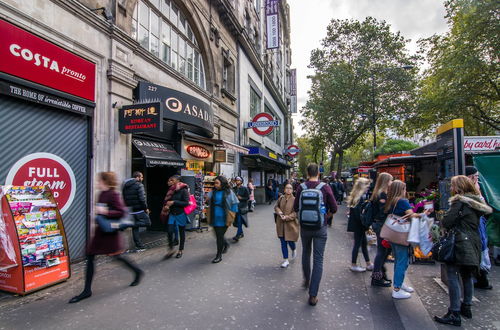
[286, 145, 300, 157]
[119, 102, 163, 134]
[265, 0, 280, 49]
[463, 136, 500, 152]
[186, 145, 211, 159]
[244, 113, 280, 136]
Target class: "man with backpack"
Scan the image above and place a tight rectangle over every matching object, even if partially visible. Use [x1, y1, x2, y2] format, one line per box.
[294, 163, 338, 306]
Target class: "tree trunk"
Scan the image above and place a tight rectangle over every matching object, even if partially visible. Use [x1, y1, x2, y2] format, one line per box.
[336, 149, 344, 179]
[329, 151, 337, 173]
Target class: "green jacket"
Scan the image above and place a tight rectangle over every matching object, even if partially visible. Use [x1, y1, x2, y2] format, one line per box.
[442, 194, 493, 268]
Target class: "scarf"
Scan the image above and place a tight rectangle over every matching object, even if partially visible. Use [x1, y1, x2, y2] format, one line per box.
[160, 182, 188, 223]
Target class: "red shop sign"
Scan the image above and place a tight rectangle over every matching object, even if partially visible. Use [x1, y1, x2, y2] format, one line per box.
[0, 19, 95, 102]
[5, 153, 77, 214]
[186, 145, 211, 159]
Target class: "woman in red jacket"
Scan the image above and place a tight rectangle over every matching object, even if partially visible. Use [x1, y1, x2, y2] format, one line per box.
[69, 172, 144, 303]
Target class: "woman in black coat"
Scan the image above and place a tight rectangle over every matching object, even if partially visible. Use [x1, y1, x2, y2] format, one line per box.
[434, 175, 492, 327]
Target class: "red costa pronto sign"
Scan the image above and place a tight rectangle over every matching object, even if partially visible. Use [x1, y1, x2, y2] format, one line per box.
[287, 145, 300, 157]
[245, 113, 280, 136]
[5, 153, 77, 214]
[0, 19, 96, 101]
[186, 145, 211, 159]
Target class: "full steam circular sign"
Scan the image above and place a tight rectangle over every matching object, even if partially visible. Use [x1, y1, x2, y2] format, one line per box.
[5, 153, 76, 214]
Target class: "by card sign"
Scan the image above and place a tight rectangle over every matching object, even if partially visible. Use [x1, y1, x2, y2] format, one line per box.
[244, 113, 280, 136]
[5, 153, 77, 214]
[119, 102, 163, 134]
[265, 0, 280, 49]
[464, 136, 500, 152]
[0, 19, 95, 102]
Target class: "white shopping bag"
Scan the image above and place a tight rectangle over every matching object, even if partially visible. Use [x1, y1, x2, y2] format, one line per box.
[418, 215, 433, 255]
[407, 217, 420, 244]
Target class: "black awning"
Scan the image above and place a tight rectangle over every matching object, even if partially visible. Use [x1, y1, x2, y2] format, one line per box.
[132, 138, 185, 167]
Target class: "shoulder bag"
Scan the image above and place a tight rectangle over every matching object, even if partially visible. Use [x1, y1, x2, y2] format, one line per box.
[432, 203, 465, 263]
[380, 199, 411, 246]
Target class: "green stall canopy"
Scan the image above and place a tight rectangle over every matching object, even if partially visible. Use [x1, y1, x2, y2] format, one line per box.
[473, 152, 500, 211]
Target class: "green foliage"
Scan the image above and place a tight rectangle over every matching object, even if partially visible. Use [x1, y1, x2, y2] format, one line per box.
[375, 139, 419, 156]
[408, 0, 500, 136]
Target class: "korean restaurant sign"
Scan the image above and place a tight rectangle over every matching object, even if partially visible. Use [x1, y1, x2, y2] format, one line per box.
[0, 19, 96, 102]
[464, 136, 500, 152]
[119, 102, 163, 134]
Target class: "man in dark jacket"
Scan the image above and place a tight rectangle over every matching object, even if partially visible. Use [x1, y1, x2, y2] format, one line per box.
[122, 171, 150, 251]
[294, 163, 337, 306]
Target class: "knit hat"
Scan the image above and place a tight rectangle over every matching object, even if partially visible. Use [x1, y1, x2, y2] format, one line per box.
[465, 166, 478, 176]
[235, 176, 243, 182]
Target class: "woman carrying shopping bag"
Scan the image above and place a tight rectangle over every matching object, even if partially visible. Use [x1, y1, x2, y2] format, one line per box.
[346, 178, 373, 272]
[69, 172, 143, 303]
[206, 176, 239, 263]
[274, 183, 299, 268]
[434, 175, 492, 326]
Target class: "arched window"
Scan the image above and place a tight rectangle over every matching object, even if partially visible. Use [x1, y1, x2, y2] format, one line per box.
[132, 0, 206, 90]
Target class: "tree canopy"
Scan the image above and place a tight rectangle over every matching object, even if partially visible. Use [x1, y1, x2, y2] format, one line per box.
[375, 139, 419, 156]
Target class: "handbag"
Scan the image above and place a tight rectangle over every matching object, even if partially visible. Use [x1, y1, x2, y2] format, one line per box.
[184, 194, 197, 215]
[431, 229, 456, 263]
[380, 200, 411, 246]
[96, 214, 134, 233]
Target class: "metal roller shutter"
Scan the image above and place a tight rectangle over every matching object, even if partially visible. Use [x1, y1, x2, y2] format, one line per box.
[0, 94, 89, 260]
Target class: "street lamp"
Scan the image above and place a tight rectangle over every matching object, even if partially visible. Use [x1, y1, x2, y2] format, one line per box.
[371, 65, 414, 157]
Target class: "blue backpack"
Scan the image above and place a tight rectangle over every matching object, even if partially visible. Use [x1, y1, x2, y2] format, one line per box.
[299, 182, 326, 230]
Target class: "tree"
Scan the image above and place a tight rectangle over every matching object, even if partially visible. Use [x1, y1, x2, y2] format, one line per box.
[409, 0, 500, 136]
[375, 139, 419, 156]
[301, 17, 418, 177]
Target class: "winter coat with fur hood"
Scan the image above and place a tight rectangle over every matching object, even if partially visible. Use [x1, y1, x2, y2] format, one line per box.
[442, 194, 493, 268]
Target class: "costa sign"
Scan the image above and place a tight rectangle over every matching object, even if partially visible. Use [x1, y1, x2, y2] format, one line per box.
[186, 145, 211, 159]
[287, 145, 300, 157]
[5, 153, 77, 214]
[245, 113, 280, 136]
[0, 19, 95, 101]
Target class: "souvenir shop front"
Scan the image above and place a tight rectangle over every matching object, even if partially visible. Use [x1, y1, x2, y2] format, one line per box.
[0, 19, 95, 260]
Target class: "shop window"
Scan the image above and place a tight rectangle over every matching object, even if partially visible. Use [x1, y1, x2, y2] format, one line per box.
[132, 0, 207, 90]
[250, 87, 261, 118]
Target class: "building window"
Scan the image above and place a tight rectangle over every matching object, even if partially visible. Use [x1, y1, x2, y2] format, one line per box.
[250, 87, 261, 118]
[265, 104, 281, 145]
[222, 55, 235, 95]
[133, 0, 207, 90]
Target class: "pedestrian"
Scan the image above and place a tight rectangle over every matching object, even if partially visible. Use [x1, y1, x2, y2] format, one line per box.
[206, 176, 239, 263]
[122, 171, 150, 251]
[233, 176, 250, 242]
[294, 163, 338, 306]
[434, 175, 492, 326]
[266, 177, 275, 205]
[274, 183, 298, 268]
[370, 172, 394, 287]
[247, 178, 255, 212]
[160, 175, 190, 259]
[384, 180, 429, 299]
[69, 172, 143, 303]
[335, 178, 345, 204]
[346, 178, 373, 272]
[466, 166, 493, 290]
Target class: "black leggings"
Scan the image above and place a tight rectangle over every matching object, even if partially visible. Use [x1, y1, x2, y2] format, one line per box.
[352, 230, 370, 264]
[82, 254, 141, 294]
[167, 225, 185, 250]
[372, 225, 391, 279]
[213, 226, 228, 255]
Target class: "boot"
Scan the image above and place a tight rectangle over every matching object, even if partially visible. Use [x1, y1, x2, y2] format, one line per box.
[212, 254, 222, 263]
[382, 273, 392, 283]
[460, 303, 472, 319]
[434, 310, 461, 326]
[474, 270, 492, 289]
[371, 278, 391, 287]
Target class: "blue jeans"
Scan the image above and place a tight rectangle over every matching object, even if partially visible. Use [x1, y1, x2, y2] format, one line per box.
[447, 264, 474, 311]
[279, 237, 296, 259]
[301, 226, 328, 297]
[392, 243, 409, 288]
[236, 214, 244, 236]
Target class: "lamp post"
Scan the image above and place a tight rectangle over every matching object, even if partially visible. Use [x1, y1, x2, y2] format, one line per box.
[371, 65, 413, 157]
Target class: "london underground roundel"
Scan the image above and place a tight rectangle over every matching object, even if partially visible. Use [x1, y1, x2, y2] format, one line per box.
[5, 153, 77, 214]
[250, 113, 277, 136]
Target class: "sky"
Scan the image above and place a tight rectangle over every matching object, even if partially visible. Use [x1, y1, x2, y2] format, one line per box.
[289, 0, 450, 136]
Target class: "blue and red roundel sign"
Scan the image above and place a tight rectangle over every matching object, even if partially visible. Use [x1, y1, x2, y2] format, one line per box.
[245, 113, 280, 136]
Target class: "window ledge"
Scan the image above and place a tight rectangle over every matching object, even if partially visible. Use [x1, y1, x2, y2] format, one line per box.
[221, 88, 237, 103]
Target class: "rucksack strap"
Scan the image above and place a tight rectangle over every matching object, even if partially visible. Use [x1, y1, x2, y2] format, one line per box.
[316, 182, 326, 190]
[300, 183, 307, 190]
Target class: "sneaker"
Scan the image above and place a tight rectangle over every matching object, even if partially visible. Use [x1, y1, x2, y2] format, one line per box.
[291, 250, 297, 260]
[401, 284, 414, 293]
[135, 248, 146, 253]
[350, 265, 366, 272]
[392, 289, 411, 299]
[281, 260, 289, 268]
[366, 264, 374, 271]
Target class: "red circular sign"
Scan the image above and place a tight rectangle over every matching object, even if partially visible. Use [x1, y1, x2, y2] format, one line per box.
[287, 144, 300, 157]
[186, 145, 211, 159]
[251, 113, 275, 136]
[5, 153, 76, 214]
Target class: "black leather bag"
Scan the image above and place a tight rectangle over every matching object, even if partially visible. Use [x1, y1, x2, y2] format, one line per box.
[431, 230, 456, 263]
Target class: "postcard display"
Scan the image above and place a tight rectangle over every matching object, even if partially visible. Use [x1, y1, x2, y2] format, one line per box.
[0, 186, 70, 294]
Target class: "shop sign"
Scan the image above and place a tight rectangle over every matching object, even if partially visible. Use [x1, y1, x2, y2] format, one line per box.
[286, 145, 300, 157]
[269, 152, 278, 160]
[4, 153, 76, 214]
[135, 81, 214, 137]
[464, 136, 500, 152]
[214, 150, 227, 162]
[186, 145, 211, 159]
[265, 0, 280, 49]
[119, 102, 163, 134]
[244, 113, 280, 136]
[0, 19, 96, 102]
